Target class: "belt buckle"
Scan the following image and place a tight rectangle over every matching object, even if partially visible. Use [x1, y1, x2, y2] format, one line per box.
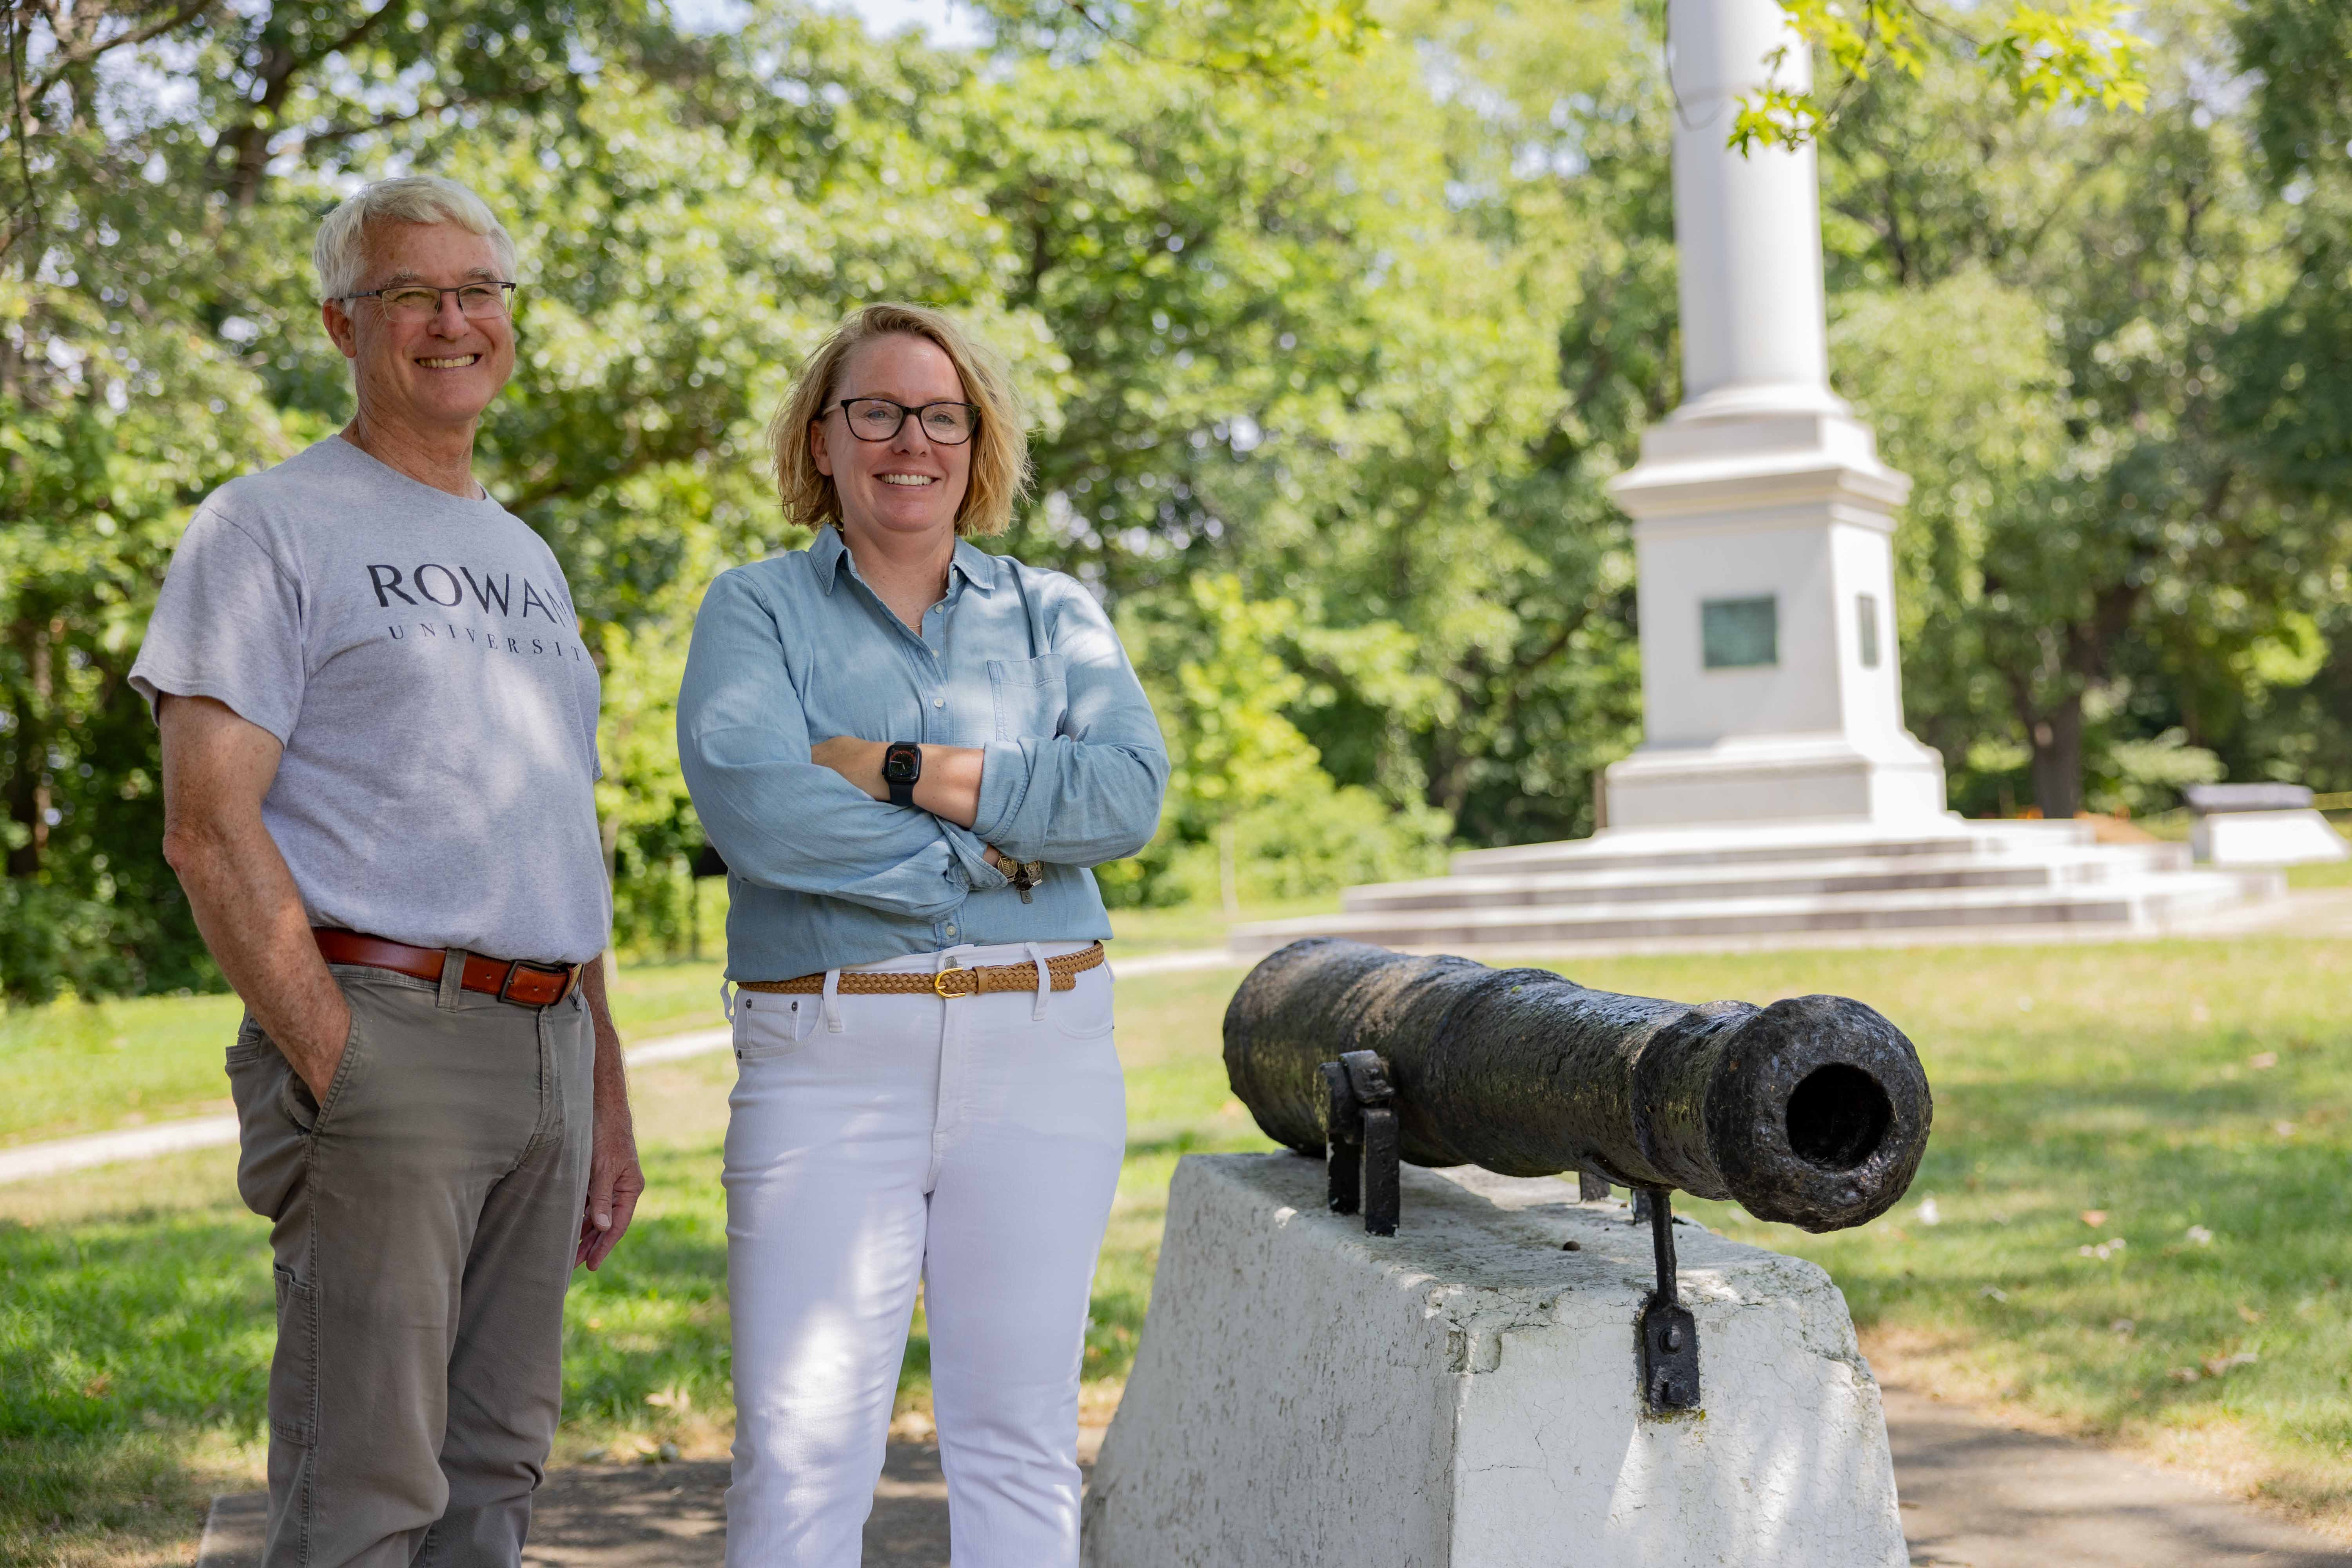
[933, 962, 973, 1000]
[499, 960, 562, 1006]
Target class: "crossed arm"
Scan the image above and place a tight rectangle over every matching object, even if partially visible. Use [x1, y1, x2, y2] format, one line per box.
[679, 570, 1165, 904]
[157, 693, 642, 1270]
[803, 735, 1000, 867]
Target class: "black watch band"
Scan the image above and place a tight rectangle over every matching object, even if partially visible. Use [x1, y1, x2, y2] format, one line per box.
[882, 740, 923, 807]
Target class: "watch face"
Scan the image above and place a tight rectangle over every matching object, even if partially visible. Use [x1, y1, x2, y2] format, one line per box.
[883, 744, 921, 783]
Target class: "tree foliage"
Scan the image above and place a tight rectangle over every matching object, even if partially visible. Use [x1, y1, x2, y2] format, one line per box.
[1737, 0, 2147, 151]
[0, 0, 2343, 999]
[1817, 0, 2348, 817]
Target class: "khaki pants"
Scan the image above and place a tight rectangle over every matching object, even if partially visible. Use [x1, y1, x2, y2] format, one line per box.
[226, 962, 593, 1568]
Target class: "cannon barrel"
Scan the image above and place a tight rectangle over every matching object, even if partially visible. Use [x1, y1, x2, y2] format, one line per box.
[1223, 938, 1932, 1232]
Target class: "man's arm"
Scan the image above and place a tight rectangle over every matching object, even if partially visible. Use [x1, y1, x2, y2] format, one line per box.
[159, 693, 352, 1101]
[572, 957, 642, 1270]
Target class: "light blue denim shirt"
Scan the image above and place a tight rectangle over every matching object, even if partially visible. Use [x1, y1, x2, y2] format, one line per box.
[677, 527, 1170, 981]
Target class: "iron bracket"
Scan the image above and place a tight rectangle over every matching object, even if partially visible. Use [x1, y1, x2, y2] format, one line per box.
[1637, 1186, 1700, 1413]
[1318, 1049, 1399, 1236]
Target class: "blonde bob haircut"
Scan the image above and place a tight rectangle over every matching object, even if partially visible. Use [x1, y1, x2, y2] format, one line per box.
[770, 304, 1031, 539]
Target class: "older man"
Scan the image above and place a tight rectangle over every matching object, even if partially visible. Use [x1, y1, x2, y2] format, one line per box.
[129, 176, 640, 1565]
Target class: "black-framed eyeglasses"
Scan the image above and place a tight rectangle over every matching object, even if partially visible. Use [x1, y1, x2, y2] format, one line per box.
[822, 398, 981, 446]
[340, 281, 517, 322]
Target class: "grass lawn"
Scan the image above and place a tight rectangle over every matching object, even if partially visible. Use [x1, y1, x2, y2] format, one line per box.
[0, 993, 250, 1149]
[2288, 857, 2352, 890]
[2282, 810, 2350, 889]
[0, 962, 1266, 1564]
[0, 898, 1305, 1151]
[7, 936, 2352, 1560]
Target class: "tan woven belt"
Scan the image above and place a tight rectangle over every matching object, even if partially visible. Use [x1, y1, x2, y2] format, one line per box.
[740, 941, 1105, 1000]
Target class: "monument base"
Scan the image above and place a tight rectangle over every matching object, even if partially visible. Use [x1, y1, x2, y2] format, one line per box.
[1602, 731, 1951, 831]
[1082, 1154, 1906, 1568]
[1230, 814, 2284, 958]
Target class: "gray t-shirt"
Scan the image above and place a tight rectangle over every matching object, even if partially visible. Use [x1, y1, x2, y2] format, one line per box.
[130, 436, 611, 963]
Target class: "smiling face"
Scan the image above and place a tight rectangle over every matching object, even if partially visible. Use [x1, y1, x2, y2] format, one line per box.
[321, 220, 515, 441]
[811, 332, 973, 546]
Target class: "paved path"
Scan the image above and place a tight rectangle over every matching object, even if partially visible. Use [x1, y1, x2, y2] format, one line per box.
[0, 950, 1244, 1189]
[199, 1387, 2352, 1567]
[198, 1446, 958, 1567]
[1883, 1383, 2350, 1566]
[2175, 885, 2352, 940]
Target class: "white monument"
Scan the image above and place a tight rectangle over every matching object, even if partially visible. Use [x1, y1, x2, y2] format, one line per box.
[1230, 0, 2281, 958]
[1602, 0, 1948, 830]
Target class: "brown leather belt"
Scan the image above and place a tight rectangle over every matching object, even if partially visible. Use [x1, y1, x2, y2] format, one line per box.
[740, 942, 1105, 1000]
[312, 929, 582, 1008]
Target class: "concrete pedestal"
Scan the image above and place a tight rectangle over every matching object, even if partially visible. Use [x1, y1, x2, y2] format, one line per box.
[2192, 809, 2350, 867]
[1082, 1154, 1906, 1568]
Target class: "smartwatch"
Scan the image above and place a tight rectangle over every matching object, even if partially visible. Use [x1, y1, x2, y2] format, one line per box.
[882, 741, 923, 807]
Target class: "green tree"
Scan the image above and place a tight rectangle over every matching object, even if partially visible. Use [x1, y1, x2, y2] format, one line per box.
[960, 0, 1658, 846]
[1744, 0, 2147, 151]
[1817, 2, 2346, 817]
[0, 0, 699, 996]
[1113, 573, 1447, 909]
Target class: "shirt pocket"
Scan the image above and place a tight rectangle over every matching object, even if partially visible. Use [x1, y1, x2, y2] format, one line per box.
[988, 653, 1069, 742]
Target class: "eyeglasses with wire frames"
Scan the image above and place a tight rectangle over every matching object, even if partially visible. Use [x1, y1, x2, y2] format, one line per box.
[339, 281, 518, 323]
[821, 398, 981, 446]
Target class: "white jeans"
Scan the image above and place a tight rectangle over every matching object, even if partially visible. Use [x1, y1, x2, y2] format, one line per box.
[722, 942, 1126, 1567]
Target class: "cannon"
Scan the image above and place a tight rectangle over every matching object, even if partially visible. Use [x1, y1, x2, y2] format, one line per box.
[1223, 938, 1933, 1411]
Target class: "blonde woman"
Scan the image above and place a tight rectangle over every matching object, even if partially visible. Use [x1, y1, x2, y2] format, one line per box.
[677, 304, 1168, 1564]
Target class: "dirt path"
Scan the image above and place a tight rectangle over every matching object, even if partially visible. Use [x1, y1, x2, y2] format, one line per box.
[199, 1392, 2352, 1567]
[1884, 1381, 2349, 1566]
[198, 1446, 946, 1568]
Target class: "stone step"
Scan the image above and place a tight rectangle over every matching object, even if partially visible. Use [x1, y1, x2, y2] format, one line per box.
[1342, 848, 2184, 915]
[1232, 873, 2275, 959]
[1449, 820, 2107, 878]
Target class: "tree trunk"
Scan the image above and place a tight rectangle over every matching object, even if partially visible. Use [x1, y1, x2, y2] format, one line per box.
[2025, 690, 2085, 821]
[5, 617, 50, 879]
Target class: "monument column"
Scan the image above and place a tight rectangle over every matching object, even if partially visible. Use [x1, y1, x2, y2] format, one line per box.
[1603, 0, 1949, 830]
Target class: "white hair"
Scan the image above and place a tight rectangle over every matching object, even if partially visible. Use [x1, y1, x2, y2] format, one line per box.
[313, 176, 519, 301]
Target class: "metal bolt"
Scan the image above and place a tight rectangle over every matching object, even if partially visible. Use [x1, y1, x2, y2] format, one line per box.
[1664, 1324, 1684, 1352]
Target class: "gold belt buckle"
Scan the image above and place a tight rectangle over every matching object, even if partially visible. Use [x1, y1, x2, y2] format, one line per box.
[933, 962, 973, 1000]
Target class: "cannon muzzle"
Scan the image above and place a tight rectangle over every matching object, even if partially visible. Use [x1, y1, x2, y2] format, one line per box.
[1223, 938, 1931, 1232]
